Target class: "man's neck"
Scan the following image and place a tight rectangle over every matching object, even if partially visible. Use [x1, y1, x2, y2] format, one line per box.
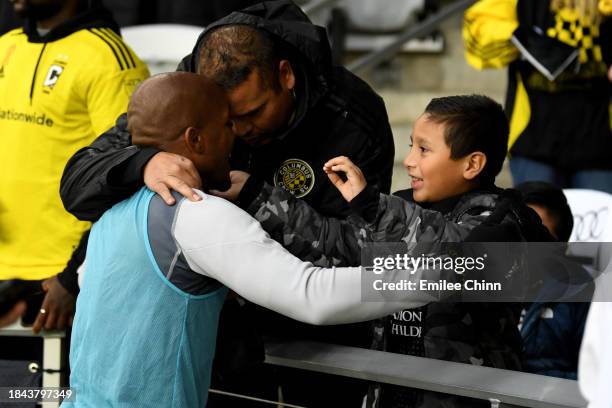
[37, 3, 78, 31]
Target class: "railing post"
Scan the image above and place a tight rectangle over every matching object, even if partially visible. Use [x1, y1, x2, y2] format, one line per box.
[347, 0, 477, 74]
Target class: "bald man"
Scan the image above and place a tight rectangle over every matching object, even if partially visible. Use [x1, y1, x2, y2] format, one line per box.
[63, 72, 429, 408]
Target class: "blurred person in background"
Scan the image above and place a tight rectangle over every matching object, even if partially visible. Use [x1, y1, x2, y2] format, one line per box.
[0, 0, 22, 34]
[464, 0, 612, 193]
[516, 181, 591, 380]
[0, 0, 148, 370]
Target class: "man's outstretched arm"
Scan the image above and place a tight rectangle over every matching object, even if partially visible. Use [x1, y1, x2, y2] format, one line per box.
[174, 193, 432, 325]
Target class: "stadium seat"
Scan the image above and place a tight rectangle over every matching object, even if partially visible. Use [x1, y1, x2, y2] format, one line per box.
[121, 24, 204, 75]
[341, 0, 424, 32]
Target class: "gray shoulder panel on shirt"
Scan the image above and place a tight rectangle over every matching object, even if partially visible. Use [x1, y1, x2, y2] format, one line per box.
[147, 191, 222, 295]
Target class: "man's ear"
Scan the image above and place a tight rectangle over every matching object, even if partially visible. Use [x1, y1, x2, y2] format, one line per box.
[278, 60, 295, 91]
[463, 152, 487, 181]
[184, 127, 205, 154]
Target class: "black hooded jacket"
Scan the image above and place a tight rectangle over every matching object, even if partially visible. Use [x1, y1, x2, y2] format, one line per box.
[59, 0, 395, 221]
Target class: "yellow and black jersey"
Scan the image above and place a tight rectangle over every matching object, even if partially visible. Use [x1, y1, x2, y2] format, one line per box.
[464, 0, 611, 170]
[0, 10, 149, 280]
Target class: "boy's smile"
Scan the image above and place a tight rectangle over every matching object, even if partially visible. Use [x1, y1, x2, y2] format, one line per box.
[403, 114, 476, 203]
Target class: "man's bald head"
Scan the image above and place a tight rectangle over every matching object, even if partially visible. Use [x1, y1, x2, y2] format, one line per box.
[128, 72, 228, 148]
[128, 72, 234, 190]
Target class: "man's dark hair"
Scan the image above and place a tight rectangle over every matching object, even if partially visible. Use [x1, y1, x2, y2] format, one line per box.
[424, 94, 509, 186]
[197, 25, 283, 91]
[515, 181, 574, 242]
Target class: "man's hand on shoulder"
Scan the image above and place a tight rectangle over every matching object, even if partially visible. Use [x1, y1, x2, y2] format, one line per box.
[32, 275, 75, 334]
[210, 171, 251, 202]
[144, 152, 203, 205]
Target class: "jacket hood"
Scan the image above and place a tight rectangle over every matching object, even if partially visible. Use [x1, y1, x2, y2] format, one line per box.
[463, 188, 555, 242]
[24, 1, 119, 43]
[395, 187, 555, 242]
[187, 0, 333, 137]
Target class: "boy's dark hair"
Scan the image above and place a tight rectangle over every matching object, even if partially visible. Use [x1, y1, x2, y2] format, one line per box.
[424, 94, 508, 186]
[197, 25, 283, 92]
[515, 181, 574, 242]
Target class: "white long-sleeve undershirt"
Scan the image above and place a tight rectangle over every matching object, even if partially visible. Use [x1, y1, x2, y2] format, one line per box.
[173, 191, 430, 325]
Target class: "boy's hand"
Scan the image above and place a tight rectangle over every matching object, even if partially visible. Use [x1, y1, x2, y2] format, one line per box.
[144, 152, 203, 205]
[324, 156, 367, 202]
[209, 171, 251, 201]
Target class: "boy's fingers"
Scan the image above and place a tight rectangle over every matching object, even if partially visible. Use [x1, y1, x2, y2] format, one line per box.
[324, 157, 344, 168]
[326, 171, 344, 188]
[330, 163, 354, 175]
[324, 156, 355, 168]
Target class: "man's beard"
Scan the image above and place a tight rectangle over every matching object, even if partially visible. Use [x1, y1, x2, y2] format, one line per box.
[15, 1, 64, 21]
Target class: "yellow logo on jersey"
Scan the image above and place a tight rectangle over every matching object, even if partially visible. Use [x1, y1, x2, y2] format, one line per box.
[42, 63, 65, 93]
[274, 158, 315, 198]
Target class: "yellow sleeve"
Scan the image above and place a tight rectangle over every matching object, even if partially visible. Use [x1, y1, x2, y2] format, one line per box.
[463, 0, 520, 70]
[84, 47, 149, 135]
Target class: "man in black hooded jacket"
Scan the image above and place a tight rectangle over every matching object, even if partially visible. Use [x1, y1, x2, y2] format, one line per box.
[59, 1, 394, 406]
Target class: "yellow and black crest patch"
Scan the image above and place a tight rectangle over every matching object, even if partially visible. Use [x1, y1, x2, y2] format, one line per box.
[274, 158, 315, 198]
[42, 62, 66, 93]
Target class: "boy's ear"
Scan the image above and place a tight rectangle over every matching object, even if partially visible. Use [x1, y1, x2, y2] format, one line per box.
[184, 127, 205, 154]
[463, 152, 487, 181]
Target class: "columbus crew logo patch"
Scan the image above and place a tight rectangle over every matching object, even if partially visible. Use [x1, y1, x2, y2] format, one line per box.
[274, 158, 315, 198]
[42, 63, 65, 93]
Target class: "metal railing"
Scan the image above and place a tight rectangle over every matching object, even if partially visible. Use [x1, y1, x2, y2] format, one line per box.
[264, 340, 588, 408]
[301, 0, 343, 15]
[0, 325, 66, 408]
[347, 0, 477, 74]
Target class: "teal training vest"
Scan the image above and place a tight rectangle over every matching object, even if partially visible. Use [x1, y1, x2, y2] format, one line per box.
[64, 188, 227, 407]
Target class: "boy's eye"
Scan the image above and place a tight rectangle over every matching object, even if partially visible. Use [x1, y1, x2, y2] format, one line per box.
[419, 146, 428, 153]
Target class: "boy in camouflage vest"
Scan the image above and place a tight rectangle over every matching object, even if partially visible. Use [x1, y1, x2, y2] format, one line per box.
[217, 94, 552, 408]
